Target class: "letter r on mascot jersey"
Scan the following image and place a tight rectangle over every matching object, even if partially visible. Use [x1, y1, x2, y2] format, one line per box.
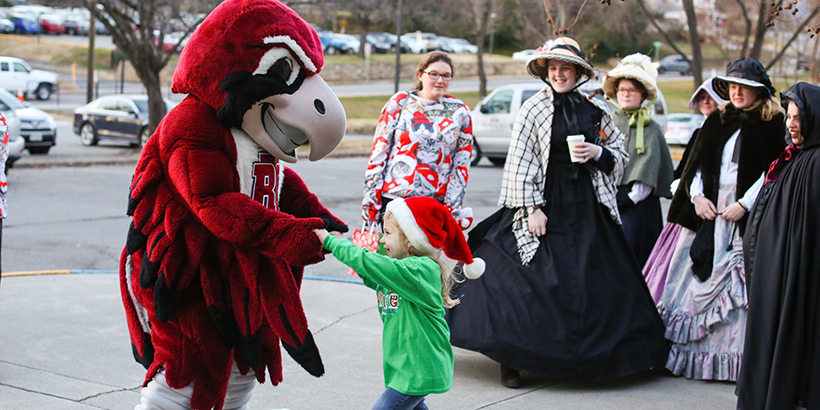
[118, 0, 347, 409]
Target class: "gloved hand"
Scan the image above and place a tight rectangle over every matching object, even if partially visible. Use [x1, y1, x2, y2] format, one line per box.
[318, 213, 349, 233]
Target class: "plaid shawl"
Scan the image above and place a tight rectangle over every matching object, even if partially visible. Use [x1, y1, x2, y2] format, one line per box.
[498, 87, 628, 265]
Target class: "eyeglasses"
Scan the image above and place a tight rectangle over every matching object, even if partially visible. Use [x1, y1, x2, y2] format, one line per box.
[616, 88, 639, 95]
[423, 71, 453, 81]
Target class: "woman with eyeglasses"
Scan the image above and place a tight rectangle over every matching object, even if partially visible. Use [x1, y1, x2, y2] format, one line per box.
[654, 58, 785, 381]
[446, 38, 668, 387]
[603, 54, 674, 269]
[362, 51, 474, 231]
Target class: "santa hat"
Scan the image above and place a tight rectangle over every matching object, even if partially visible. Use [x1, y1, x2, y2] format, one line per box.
[386, 197, 485, 279]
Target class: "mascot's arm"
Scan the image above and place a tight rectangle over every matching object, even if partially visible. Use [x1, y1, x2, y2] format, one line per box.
[166, 146, 326, 266]
[279, 166, 348, 232]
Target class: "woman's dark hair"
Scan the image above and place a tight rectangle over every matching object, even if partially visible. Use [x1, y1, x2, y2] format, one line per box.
[412, 51, 455, 92]
[615, 77, 648, 101]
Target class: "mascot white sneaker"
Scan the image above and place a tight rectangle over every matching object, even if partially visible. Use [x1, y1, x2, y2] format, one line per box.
[120, 1, 347, 409]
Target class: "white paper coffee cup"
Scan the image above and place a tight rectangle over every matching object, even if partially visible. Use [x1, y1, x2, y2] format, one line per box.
[566, 135, 586, 162]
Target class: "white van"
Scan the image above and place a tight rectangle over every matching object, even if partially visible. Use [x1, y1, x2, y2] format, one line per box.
[470, 82, 668, 165]
[0, 56, 59, 101]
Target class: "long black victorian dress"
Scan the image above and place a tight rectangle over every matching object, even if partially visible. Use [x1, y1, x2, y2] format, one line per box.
[737, 82, 820, 410]
[447, 89, 669, 379]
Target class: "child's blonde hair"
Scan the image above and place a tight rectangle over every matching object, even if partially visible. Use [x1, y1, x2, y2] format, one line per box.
[383, 212, 463, 308]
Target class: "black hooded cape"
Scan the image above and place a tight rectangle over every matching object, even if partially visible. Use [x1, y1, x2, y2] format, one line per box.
[736, 82, 820, 410]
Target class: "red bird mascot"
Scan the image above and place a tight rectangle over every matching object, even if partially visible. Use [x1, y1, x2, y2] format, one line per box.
[119, 1, 347, 409]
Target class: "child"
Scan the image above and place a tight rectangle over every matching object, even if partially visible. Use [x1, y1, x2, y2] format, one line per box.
[314, 196, 484, 410]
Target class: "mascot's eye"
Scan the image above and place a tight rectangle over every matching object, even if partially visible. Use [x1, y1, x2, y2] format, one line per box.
[269, 58, 294, 83]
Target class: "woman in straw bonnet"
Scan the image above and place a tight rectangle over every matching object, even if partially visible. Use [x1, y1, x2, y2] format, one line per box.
[447, 37, 668, 387]
[603, 53, 674, 269]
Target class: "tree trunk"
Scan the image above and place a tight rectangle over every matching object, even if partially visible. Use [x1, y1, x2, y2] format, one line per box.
[736, 0, 752, 58]
[750, 1, 780, 60]
[476, 0, 492, 97]
[357, 14, 370, 59]
[811, 31, 820, 83]
[133, 62, 165, 136]
[682, 0, 702, 88]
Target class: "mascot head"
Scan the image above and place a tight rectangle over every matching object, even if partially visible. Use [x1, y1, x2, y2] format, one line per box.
[172, 0, 346, 163]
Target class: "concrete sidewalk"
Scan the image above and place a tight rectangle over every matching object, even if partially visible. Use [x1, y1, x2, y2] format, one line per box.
[0, 272, 738, 410]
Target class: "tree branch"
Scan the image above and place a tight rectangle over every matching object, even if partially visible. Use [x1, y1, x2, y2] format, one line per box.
[765, 5, 820, 70]
[635, 0, 690, 58]
[735, 0, 752, 58]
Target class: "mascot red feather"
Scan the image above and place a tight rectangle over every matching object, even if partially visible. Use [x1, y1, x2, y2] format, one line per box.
[119, 1, 347, 409]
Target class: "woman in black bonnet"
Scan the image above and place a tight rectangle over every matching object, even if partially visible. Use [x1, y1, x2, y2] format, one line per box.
[658, 57, 785, 381]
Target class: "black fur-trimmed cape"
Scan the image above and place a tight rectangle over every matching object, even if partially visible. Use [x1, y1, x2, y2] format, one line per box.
[666, 106, 785, 236]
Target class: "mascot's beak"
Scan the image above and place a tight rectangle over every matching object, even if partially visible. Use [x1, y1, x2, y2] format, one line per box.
[242, 75, 346, 163]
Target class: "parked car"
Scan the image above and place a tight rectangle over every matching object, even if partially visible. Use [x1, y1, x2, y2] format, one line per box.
[0, 56, 59, 101]
[512, 49, 536, 61]
[162, 31, 190, 53]
[656, 55, 691, 75]
[73, 95, 177, 147]
[399, 34, 427, 54]
[8, 13, 41, 34]
[406, 31, 440, 51]
[450, 38, 478, 54]
[0, 18, 15, 33]
[438, 37, 477, 54]
[318, 30, 356, 55]
[664, 113, 705, 145]
[62, 15, 89, 35]
[38, 14, 65, 34]
[364, 33, 390, 54]
[334, 33, 361, 54]
[0, 98, 26, 169]
[0, 88, 56, 154]
[470, 82, 668, 165]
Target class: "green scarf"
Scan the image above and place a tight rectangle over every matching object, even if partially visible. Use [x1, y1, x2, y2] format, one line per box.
[610, 98, 657, 154]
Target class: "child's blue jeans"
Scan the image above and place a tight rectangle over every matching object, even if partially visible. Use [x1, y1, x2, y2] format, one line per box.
[372, 387, 429, 410]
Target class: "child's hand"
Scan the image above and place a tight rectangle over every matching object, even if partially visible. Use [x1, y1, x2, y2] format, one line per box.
[313, 229, 330, 243]
[329, 231, 346, 239]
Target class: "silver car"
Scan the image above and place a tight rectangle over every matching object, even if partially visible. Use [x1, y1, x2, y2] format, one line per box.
[0, 99, 26, 168]
[664, 113, 705, 146]
[470, 81, 668, 166]
[0, 88, 56, 154]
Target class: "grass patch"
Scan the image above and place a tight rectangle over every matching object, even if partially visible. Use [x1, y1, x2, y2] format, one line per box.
[657, 80, 698, 113]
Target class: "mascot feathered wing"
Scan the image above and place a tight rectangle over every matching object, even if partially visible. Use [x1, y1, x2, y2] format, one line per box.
[119, 1, 347, 408]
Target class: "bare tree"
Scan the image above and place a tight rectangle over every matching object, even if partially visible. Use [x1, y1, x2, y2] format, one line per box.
[91, 0, 211, 137]
[760, 1, 820, 69]
[735, 0, 753, 58]
[681, 0, 703, 86]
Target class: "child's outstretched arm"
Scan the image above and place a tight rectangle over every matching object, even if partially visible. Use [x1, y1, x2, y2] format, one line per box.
[313, 229, 345, 244]
[313, 229, 330, 244]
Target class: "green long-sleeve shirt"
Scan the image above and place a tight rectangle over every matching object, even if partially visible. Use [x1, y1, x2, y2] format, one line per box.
[323, 235, 453, 396]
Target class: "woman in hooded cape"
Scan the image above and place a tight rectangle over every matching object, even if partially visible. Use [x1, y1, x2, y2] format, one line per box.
[736, 82, 820, 410]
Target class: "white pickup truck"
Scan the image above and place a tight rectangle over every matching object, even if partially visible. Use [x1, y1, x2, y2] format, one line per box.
[0, 56, 59, 101]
